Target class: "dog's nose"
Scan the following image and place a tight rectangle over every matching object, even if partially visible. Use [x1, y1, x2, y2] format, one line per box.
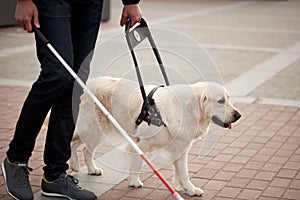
[233, 111, 241, 121]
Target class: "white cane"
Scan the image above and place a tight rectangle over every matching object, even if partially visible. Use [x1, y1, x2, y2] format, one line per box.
[32, 25, 184, 200]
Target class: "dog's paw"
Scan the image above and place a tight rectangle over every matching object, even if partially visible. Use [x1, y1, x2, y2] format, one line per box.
[128, 178, 144, 188]
[88, 167, 103, 176]
[185, 187, 204, 196]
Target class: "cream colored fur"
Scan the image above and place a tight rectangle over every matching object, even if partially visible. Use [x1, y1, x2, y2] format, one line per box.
[69, 76, 241, 196]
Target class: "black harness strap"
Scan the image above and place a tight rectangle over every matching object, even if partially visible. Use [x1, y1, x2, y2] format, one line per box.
[125, 19, 168, 128]
[135, 85, 166, 127]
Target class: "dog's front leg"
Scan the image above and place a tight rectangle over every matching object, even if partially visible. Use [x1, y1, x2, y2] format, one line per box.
[128, 152, 144, 188]
[83, 146, 103, 175]
[174, 153, 203, 196]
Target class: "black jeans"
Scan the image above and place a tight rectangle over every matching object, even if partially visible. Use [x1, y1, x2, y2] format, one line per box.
[7, 0, 103, 177]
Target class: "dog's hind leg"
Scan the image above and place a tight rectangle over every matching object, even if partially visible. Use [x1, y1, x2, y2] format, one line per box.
[173, 152, 203, 196]
[69, 133, 82, 172]
[84, 137, 104, 175]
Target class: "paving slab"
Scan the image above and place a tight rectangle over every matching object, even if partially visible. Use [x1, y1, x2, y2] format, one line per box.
[1, 0, 300, 199]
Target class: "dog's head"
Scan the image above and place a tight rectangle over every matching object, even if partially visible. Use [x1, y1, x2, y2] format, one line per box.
[195, 82, 241, 129]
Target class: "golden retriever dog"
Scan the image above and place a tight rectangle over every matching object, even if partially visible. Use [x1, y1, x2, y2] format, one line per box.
[69, 76, 241, 196]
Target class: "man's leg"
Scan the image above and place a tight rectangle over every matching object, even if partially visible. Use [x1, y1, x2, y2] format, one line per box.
[40, 1, 102, 200]
[3, 1, 74, 200]
[6, 3, 73, 164]
[42, 0, 103, 180]
[71, 0, 103, 121]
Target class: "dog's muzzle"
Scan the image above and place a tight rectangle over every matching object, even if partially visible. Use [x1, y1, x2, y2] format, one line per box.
[212, 111, 241, 129]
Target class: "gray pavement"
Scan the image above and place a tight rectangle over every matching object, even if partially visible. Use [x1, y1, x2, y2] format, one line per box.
[1, 0, 300, 199]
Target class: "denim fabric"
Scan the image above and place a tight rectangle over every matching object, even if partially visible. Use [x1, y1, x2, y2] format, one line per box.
[7, 0, 103, 177]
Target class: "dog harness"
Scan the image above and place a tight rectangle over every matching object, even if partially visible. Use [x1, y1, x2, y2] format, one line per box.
[135, 85, 166, 127]
[125, 19, 169, 128]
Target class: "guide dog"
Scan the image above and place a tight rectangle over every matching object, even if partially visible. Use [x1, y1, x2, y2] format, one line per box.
[69, 76, 241, 196]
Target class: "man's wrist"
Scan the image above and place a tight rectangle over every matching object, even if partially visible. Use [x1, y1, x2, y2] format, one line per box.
[122, 0, 140, 5]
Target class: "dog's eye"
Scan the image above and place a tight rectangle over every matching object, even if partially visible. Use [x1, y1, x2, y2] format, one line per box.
[217, 98, 225, 104]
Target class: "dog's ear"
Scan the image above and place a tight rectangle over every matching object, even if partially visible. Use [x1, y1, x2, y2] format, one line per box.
[199, 93, 208, 113]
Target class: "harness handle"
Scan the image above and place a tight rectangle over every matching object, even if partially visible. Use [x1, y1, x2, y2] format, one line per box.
[125, 18, 169, 127]
[125, 18, 169, 86]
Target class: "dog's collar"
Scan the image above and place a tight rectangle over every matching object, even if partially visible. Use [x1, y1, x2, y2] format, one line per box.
[135, 85, 166, 127]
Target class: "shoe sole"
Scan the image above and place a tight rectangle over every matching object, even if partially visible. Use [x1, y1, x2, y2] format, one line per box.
[41, 190, 74, 200]
[1, 162, 20, 200]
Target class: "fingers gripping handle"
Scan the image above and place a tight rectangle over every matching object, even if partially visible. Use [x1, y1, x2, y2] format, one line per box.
[125, 18, 150, 50]
[125, 18, 148, 32]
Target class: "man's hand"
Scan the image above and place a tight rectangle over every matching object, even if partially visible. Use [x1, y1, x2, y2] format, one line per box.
[120, 4, 142, 27]
[15, 0, 40, 33]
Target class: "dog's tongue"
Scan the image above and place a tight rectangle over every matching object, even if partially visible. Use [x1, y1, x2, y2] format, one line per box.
[228, 123, 232, 129]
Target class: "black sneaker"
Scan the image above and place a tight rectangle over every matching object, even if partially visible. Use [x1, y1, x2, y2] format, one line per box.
[41, 173, 97, 200]
[1, 157, 33, 200]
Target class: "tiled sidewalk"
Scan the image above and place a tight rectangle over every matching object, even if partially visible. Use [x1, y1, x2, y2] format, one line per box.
[1, 0, 300, 199]
[0, 85, 299, 200]
[0, 85, 47, 198]
[98, 103, 300, 200]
